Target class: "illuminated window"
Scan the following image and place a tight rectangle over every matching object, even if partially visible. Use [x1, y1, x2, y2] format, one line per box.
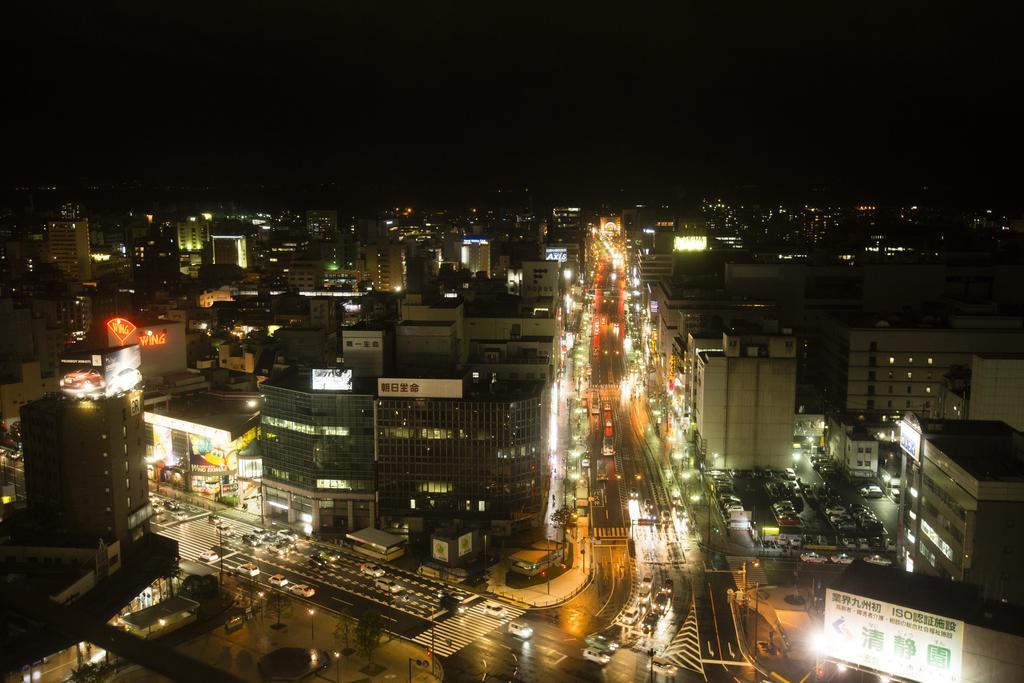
[926, 386, 932, 394]
[927, 357, 934, 365]
[889, 357, 895, 365]
[908, 357, 914, 364]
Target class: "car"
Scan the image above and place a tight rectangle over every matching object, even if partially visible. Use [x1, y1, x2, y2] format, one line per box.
[584, 633, 619, 653]
[288, 583, 316, 597]
[581, 458, 590, 467]
[653, 593, 671, 614]
[641, 612, 660, 634]
[276, 529, 299, 542]
[508, 621, 533, 639]
[620, 607, 641, 625]
[724, 503, 744, 513]
[825, 503, 847, 516]
[236, 562, 260, 577]
[856, 537, 871, 551]
[217, 526, 234, 538]
[860, 484, 884, 498]
[375, 578, 403, 594]
[359, 562, 386, 578]
[719, 494, 741, 505]
[839, 536, 857, 550]
[483, 603, 507, 618]
[800, 551, 828, 564]
[651, 659, 678, 676]
[269, 574, 289, 587]
[835, 519, 858, 532]
[582, 648, 611, 665]
[639, 575, 654, 597]
[269, 539, 292, 555]
[890, 485, 901, 499]
[864, 554, 893, 567]
[109, 367, 142, 394]
[207, 514, 217, 523]
[309, 555, 327, 570]
[661, 578, 674, 595]
[242, 534, 263, 547]
[198, 549, 219, 563]
[783, 468, 797, 480]
[173, 510, 189, 521]
[830, 553, 854, 565]
[765, 482, 782, 499]
[60, 368, 105, 395]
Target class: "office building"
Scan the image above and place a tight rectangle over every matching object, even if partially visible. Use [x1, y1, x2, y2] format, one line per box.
[341, 322, 394, 377]
[306, 209, 338, 241]
[211, 234, 248, 269]
[939, 354, 1024, 431]
[260, 370, 377, 536]
[132, 234, 180, 292]
[20, 348, 149, 549]
[46, 218, 91, 280]
[376, 377, 546, 537]
[550, 206, 582, 240]
[693, 331, 797, 470]
[176, 216, 210, 253]
[362, 240, 405, 292]
[460, 238, 491, 275]
[897, 412, 1024, 606]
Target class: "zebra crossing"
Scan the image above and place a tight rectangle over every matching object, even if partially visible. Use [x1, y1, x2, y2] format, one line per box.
[156, 516, 261, 567]
[410, 601, 526, 657]
[661, 598, 705, 678]
[592, 526, 630, 539]
[726, 556, 768, 589]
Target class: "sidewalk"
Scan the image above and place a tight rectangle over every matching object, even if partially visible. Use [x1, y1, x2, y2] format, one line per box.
[734, 585, 818, 683]
[487, 519, 594, 609]
[166, 604, 442, 682]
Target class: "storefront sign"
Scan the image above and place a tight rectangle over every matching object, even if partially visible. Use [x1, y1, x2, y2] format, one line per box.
[138, 330, 168, 346]
[458, 532, 473, 557]
[107, 317, 137, 345]
[432, 539, 450, 563]
[378, 378, 463, 399]
[824, 588, 963, 682]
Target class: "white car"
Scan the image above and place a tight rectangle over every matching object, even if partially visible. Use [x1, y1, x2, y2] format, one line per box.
[360, 563, 386, 578]
[198, 549, 219, 563]
[620, 607, 641, 626]
[375, 578, 403, 594]
[173, 511, 189, 521]
[483, 603, 507, 618]
[268, 574, 289, 587]
[800, 552, 828, 564]
[830, 553, 854, 565]
[582, 648, 611, 665]
[581, 458, 590, 467]
[639, 576, 654, 596]
[508, 621, 533, 639]
[288, 583, 316, 598]
[859, 485, 884, 498]
[236, 562, 260, 577]
[864, 554, 893, 567]
[825, 504, 847, 516]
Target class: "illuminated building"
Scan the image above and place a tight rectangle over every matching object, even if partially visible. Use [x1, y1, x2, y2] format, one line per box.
[306, 209, 338, 241]
[21, 345, 150, 549]
[897, 413, 1024, 606]
[361, 240, 405, 292]
[211, 234, 248, 269]
[46, 218, 92, 280]
[176, 216, 210, 252]
[132, 234, 180, 292]
[460, 238, 491, 275]
[105, 318, 187, 379]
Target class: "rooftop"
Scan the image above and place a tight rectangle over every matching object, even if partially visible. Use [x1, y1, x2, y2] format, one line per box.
[146, 392, 260, 439]
[832, 560, 1024, 637]
[914, 415, 1024, 482]
[827, 310, 1024, 330]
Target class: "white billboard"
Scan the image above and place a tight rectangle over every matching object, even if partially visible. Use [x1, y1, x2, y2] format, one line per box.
[544, 247, 568, 262]
[378, 378, 463, 399]
[900, 420, 921, 460]
[824, 588, 963, 682]
[59, 345, 142, 399]
[312, 368, 353, 391]
[432, 538, 450, 564]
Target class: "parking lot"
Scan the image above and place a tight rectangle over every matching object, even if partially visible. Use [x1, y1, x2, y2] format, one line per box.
[705, 454, 899, 561]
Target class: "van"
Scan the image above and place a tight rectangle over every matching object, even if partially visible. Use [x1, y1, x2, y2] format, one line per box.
[508, 621, 533, 639]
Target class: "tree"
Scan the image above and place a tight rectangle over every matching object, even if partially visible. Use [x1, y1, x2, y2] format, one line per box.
[157, 554, 181, 601]
[266, 591, 293, 628]
[334, 606, 356, 655]
[68, 661, 115, 683]
[550, 506, 575, 548]
[355, 611, 385, 665]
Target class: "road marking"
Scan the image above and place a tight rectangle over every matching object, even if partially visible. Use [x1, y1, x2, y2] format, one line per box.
[550, 652, 567, 665]
[331, 597, 352, 606]
[707, 581, 724, 662]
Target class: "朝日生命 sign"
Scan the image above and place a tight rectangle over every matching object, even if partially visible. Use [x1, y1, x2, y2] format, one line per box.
[823, 588, 963, 682]
[377, 378, 462, 399]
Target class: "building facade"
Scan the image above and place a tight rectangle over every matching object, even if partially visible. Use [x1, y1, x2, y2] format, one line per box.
[46, 218, 92, 280]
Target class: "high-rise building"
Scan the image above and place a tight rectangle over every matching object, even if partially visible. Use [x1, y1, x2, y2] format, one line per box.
[550, 206, 581, 239]
[693, 331, 797, 470]
[132, 234, 180, 292]
[46, 218, 91, 280]
[306, 210, 338, 241]
[362, 240, 405, 292]
[211, 234, 248, 269]
[21, 347, 149, 549]
[176, 216, 210, 253]
[260, 370, 377, 536]
[460, 238, 491, 275]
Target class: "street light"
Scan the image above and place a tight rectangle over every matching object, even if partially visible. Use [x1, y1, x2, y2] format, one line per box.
[309, 608, 316, 641]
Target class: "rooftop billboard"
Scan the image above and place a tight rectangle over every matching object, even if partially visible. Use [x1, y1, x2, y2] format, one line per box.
[59, 345, 142, 399]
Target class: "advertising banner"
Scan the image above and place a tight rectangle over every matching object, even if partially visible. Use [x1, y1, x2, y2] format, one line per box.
[60, 345, 142, 399]
[824, 588, 963, 683]
[457, 532, 473, 558]
[312, 368, 353, 391]
[900, 420, 921, 460]
[432, 538, 450, 564]
[378, 378, 463, 399]
[188, 428, 253, 475]
[544, 247, 568, 262]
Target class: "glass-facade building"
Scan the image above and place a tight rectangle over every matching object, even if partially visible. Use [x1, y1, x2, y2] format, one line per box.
[376, 381, 546, 536]
[260, 371, 376, 536]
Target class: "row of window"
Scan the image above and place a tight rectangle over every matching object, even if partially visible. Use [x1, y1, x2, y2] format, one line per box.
[866, 385, 933, 394]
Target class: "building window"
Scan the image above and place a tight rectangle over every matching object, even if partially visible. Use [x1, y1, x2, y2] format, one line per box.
[889, 357, 895, 365]
[908, 357, 914, 364]
[925, 386, 931, 394]
[869, 341, 878, 351]
[867, 385, 875, 395]
[869, 356, 876, 366]
[907, 385, 912, 394]
[907, 371, 913, 379]
[887, 400, 893, 408]
[866, 399, 875, 409]
[410, 499, 416, 509]
[868, 371, 876, 381]
[927, 357, 934, 365]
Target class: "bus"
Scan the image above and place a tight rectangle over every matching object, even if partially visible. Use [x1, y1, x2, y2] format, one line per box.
[602, 435, 615, 456]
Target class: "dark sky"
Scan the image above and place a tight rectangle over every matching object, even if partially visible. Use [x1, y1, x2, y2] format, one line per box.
[5, 3, 1023, 207]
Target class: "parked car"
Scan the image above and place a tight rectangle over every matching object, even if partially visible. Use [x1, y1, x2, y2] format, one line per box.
[860, 484, 884, 498]
[800, 551, 828, 564]
[890, 485, 901, 499]
[839, 536, 857, 550]
[864, 554, 893, 567]
[198, 549, 219, 563]
[236, 562, 260, 577]
[269, 574, 289, 587]
[825, 503, 847, 516]
[483, 603, 507, 618]
[359, 562, 386, 578]
[830, 553, 854, 565]
[582, 648, 611, 665]
[508, 621, 533, 639]
[288, 584, 316, 598]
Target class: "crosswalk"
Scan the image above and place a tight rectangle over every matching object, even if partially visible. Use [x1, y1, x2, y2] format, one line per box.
[592, 526, 630, 539]
[661, 598, 704, 678]
[726, 556, 768, 588]
[156, 514, 263, 569]
[410, 601, 526, 657]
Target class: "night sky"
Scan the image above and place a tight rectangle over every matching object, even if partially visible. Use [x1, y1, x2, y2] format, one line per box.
[5, 3, 1023, 207]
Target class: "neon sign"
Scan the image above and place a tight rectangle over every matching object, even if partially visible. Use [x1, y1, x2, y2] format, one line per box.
[138, 330, 168, 347]
[106, 317, 137, 345]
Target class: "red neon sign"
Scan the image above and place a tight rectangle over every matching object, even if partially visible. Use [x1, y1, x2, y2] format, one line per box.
[138, 330, 167, 347]
[106, 317, 137, 345]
